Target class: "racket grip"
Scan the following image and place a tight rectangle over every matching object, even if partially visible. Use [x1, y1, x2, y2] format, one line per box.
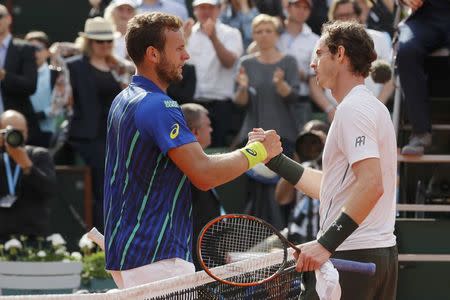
[330, 258, 376, 276]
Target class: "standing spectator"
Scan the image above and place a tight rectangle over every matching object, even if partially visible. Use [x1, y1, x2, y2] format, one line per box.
[88, 0, 113, 18]
[220, 0, 259, 49]
[397, 0, 450, 155]
[180, 103, 223, 271]
[234, 14, 299, 229]
[138, 0, 189, 21]
[356, 0, 394, 37]
[254, 0, 285, 20]
[25, 31, 69, 148]
[66, 17, 125, 231]
[306, 0, 331, 35]
[0, 5, 39, 146]
[278, 0, 319, 131]
[104, 0, 137, 60]
[187, 0, 244, 147]
[0, 110, 56, 242]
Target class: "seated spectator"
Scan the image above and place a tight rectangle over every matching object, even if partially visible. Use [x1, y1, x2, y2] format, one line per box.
[397, 0, 450, 155]
[0, 110, 56, 242]
[220, 0, 259, 48]
[254, 0, 284, 21]
[357, 0, 395, 37]
[25, 31, 71, 148]
[0, 4, 39, 146]
[274, 119, 328, 244]
[104, 0, 137, 60]
[306, 0, 331, 35]
[186, 0, 244, 147]
[138, 0, 189, 21]
[180, 103, 223, 271]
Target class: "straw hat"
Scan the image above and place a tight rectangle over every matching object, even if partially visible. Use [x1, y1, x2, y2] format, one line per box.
[79, 17, 120, 40]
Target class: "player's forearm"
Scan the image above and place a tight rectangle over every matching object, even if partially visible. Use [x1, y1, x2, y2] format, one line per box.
[341, 173, 384, 225]
[295, 167, 322, 200]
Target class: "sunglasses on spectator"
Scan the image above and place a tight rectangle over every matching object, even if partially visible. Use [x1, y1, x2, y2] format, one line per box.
[0, 13, 7, 19]
[93, 40, 113, 44]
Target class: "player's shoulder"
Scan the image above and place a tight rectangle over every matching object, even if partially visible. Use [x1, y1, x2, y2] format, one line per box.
[339, 85, 383, 114]
[140, 92, 179, 109]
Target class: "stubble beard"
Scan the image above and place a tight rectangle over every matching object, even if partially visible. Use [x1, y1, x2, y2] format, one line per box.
[156, 54, 183, 86]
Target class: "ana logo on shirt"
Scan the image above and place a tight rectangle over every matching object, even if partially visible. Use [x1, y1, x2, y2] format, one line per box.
[170, 123, 180, 139]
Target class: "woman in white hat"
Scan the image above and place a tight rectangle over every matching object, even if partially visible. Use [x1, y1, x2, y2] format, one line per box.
[66, 17, 129, 232]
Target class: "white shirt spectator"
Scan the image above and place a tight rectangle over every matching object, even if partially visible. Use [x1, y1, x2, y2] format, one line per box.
[114, 35, 127, 59]
[278, 24, 319, 96]
[319, 85, 397, 251]
[187, 22, 243, 100]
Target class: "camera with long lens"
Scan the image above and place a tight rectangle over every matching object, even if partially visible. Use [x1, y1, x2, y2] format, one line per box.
[0, 126, 25, 148]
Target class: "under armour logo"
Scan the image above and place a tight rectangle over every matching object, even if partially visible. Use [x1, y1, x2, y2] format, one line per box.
[332, 221, 342, 231]
[355, 136, 366, 147]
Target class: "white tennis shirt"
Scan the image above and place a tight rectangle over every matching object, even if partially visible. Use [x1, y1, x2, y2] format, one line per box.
[319, 85, 397, 251]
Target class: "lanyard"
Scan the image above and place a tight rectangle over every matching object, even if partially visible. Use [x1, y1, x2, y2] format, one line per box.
[3, 153, 20, 196]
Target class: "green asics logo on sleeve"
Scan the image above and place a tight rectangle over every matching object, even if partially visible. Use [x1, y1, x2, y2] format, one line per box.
[246, 148, 257, 156]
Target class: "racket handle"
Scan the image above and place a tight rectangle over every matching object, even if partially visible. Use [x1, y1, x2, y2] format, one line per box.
[330, 258, 376, 276]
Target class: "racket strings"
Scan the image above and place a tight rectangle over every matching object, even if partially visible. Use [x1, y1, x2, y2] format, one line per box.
[200, 216, 287, 284]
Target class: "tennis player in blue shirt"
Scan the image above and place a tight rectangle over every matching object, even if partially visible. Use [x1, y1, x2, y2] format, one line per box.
[103, 12, 283, 288]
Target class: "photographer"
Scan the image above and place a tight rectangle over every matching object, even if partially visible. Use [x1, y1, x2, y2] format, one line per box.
[0, 110, 56, 242]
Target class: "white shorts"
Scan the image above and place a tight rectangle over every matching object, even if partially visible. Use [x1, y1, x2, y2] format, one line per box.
[110, 258, 196, 289]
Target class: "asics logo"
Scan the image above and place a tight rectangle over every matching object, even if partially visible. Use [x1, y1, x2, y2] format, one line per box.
[170, 124, 180, 139]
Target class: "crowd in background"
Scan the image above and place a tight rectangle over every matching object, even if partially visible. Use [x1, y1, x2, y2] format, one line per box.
[1, 0, 448, 248]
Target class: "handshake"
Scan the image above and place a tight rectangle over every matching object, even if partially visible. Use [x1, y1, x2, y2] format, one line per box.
[246, 128, 283, 164]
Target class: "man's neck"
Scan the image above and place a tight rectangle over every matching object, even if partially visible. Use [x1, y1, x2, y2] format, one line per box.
[331, 73, 365, 103]
[137, 68, 168, 92]
[285, 20, 303, 36]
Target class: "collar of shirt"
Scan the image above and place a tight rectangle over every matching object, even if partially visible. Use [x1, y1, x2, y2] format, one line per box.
[131, 75, 165, 94]
[37, 61, 49, 73]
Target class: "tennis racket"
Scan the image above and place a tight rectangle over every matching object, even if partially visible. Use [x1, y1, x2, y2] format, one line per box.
[197, 214, 376, 287]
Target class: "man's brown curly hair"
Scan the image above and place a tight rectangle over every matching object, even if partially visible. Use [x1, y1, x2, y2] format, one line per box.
[322, 21, 377, 77]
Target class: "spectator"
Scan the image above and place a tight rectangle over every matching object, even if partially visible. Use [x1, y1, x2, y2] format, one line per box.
[180, 103, 223, 271]
[0, 110, 56, 242]
[25, 31, 71, 148]
[397, 0, 450, 156]
[66, 17, 127, 231]
[278, 0, 319, 131]
[254, 0, 285, 20]
[0, 5, 39, 146]
[88, 0, 113, 18]
[357, 0, 395, 37]
[306, 0, 330, 35]
[220, 0, 259, 48]
[275, 119, 328, 244]
[186, 0, 244, 147]
[234, 14, 299, 229]
[138, 0, 189, 21]
[104, 0, 137, 60]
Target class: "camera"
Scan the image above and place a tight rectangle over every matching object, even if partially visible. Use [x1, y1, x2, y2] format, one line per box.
[0, 126, 25, 148]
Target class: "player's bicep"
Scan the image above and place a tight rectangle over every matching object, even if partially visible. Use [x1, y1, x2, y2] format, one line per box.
[168, 142, 209, 188]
